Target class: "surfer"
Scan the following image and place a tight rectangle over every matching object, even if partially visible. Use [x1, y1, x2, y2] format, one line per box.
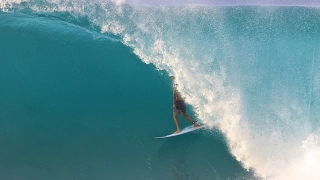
[171, 76, 199, 134]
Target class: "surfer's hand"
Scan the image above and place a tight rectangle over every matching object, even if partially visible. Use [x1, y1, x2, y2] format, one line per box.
[173, 106, 177, 111]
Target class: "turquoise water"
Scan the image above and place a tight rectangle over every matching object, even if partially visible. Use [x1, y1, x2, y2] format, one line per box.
[1, 1, 320, 180]
[0, 12, 249, 180]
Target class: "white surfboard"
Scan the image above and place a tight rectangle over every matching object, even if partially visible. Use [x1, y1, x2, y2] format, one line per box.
[155, 125, 206, 139]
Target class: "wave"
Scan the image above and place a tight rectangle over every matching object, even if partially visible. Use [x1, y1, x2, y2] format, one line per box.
[1, 1, 320, 179]
[123, 0, 320, 7]
[4, 0, 320, 8]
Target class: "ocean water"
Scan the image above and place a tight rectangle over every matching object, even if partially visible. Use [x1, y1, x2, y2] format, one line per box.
[1, 1, 320, 180]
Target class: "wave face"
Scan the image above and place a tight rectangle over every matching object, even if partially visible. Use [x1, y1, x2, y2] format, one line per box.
[1, 1, 320, 179]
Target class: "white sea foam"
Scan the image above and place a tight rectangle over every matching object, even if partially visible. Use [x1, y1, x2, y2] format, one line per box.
[0, 0, 28, 10]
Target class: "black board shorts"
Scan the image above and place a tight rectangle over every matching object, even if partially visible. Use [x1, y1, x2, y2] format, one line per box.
[174, 100, 186, 114]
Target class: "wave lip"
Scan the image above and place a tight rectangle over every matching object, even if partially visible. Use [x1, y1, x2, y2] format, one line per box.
[124, 0, 320, 7]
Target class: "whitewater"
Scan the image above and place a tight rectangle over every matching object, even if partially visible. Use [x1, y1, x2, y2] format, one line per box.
[1, 0, 320, 179]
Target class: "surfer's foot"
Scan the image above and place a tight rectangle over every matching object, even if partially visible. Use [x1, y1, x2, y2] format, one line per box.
[193, 122, 200, 127]
[174, 129, 181, 134]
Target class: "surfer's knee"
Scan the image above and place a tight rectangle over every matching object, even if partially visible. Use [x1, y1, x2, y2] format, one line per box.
[181, 112, 188, 118]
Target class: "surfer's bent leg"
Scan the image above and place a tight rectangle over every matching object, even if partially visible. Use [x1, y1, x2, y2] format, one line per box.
[181, 112, 199, 127]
